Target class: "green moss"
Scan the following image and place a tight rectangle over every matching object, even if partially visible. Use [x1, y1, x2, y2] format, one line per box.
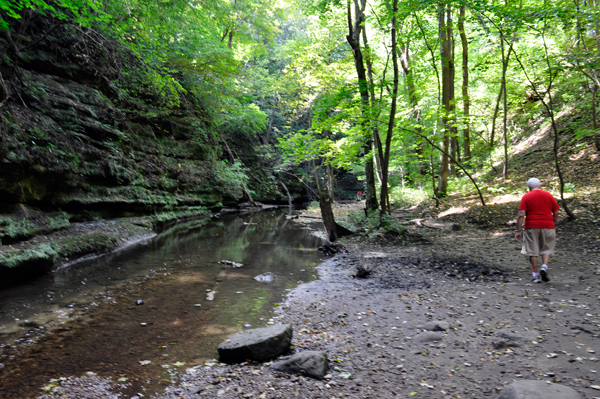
[0, 212, 71, 242]
[0, 233, 118, 268]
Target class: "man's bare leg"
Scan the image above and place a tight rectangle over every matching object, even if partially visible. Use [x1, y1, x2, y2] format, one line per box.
[529, 256, 538, 273]
[541, 254, 550, 266]
[540, 254, 551, 282]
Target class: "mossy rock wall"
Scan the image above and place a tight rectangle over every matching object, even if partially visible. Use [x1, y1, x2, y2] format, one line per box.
[0, 31, 224, 216]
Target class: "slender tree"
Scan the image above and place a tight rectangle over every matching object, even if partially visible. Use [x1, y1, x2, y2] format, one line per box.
[437, 0, 453, 196]
[346, 0, 379, 212]
[379, 0, 399, 214]
[458, 4, 471, 161]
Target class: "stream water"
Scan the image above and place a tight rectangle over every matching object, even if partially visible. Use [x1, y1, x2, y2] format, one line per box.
[0, 210, 323, 398]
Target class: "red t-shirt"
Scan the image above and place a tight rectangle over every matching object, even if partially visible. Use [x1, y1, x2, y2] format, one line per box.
[518, 189, 559, 229]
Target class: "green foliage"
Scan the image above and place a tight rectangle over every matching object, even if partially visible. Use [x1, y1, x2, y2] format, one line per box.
[344, 210, 405, 239]
[0, 0, 103, 30]
[218, 103, 268, 138]
[389, 185, 431, 208]
[215, 160, 250, 200]
[3, 0, 599, 216]
[307, 200, 320, 210]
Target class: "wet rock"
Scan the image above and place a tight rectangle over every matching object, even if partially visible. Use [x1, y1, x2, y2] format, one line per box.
[318, 243, 346, 257]
[271, 351, 328, 380]
[497, 380, 581, 399]
[418, 320, 450, 331]
[254, 272, 275, 282]
[219, 260, 243, 268]
[217, 324, 293, 363]
[413, 331, 444, 342]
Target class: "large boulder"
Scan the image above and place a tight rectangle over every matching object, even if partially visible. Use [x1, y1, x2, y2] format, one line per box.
[497, 380, 581, 399]
[271, 351, 329, 380]
[217, 324, 293, 364]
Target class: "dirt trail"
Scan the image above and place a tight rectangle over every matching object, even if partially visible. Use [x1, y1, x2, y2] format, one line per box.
[34, 204, 600, 399]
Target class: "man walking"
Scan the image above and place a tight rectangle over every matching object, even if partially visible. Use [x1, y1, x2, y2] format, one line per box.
[515, 178, 560, 283]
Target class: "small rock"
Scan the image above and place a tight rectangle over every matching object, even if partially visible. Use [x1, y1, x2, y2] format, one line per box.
[271, 351, 329, 380]
[136, 300, 144, 305]
[254, 272, 275, 283]
[413, 331, 444, 342]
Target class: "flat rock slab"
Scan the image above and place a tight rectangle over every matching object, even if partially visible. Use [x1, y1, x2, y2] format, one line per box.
[271, 351, 328, 380]
[413, 331, 444, 342]
[497, 380, 581, 399]
[218, 324, 293, 364]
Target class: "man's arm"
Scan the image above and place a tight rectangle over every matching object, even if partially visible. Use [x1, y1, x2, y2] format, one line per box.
[553, 209, 559, 225]
[515, 210, 526, 242]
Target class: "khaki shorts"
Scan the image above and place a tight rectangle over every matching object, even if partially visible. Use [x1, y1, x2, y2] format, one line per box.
[521, 228, 556, 256]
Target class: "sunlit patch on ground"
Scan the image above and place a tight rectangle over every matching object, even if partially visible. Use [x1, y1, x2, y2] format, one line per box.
[569, 148, 588, 161]
[174, 273, 207, 284]
[362, 251, 387, 258]
[437, 206, 469, 218]
[487, 194, 521, 205]
[512, 123, 550, 155]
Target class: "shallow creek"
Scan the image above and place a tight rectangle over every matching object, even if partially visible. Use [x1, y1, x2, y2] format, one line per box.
[0, 210, 323, 398]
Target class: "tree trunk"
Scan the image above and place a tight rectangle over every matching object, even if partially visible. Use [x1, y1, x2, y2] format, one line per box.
[346, 0, 378, 212]
[400, 40, 419, 119]
[458, 5, 471, 161]
[265, 97, 277, 144]
[437, 1, 451, 196]
[362, 28, 384, 185]
[327, 163, 335, 202]
[319, 194, 338, 242]
[380, 0, 399, 215]
[593, 84, 598, 129]
[447, 5, 457, 177]
[490, 84, 502, 148]
[400, 37, 426, 168]
[228, 30, 234, 49]
[501, 33, 509, 179]
[430, 142, 440, 207]
[279, 180, 292, 209]
[373, 141, 383, 184]
[492, 36, 514, 152]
